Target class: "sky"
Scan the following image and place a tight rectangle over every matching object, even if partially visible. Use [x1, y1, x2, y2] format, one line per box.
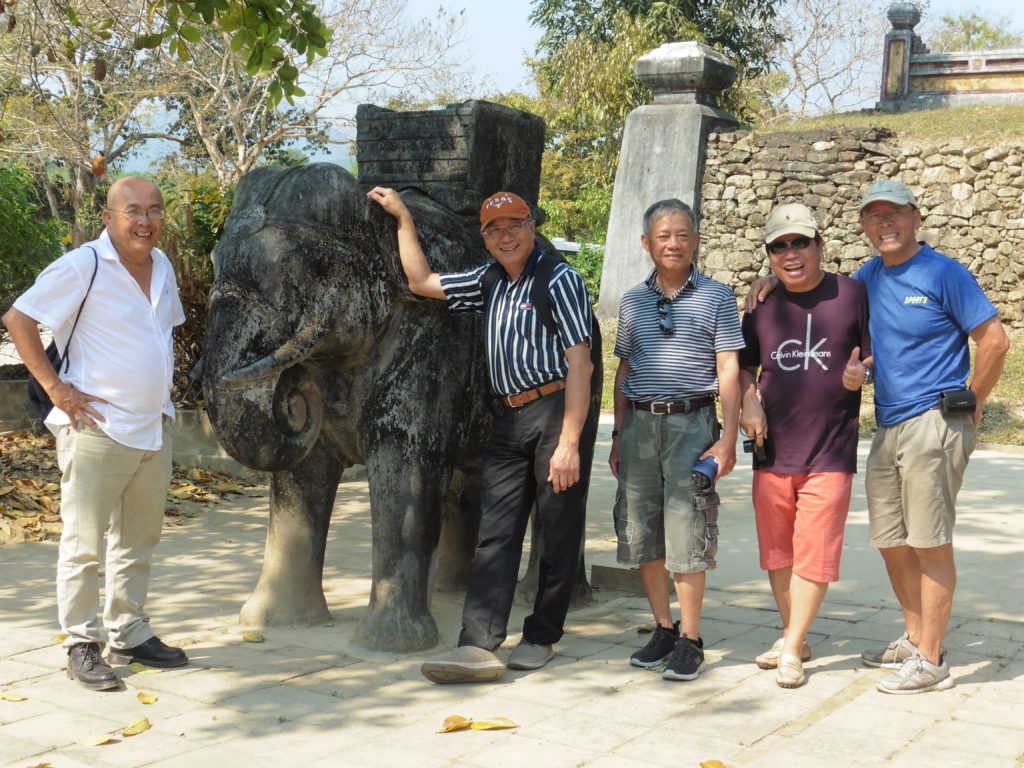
[407, 0, 1024, 96]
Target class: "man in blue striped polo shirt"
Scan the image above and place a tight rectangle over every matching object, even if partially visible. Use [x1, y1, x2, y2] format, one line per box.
[609, 198, 743, 681]
[367, 186, 595, 684]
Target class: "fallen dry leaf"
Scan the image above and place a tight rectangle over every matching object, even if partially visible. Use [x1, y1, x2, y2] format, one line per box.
[121, 717, 151, 736]
[439, 715, 473, 733]
[75, 732, 118, 746]
[242, 632, 265, 643]
[1, 431, 259, 544]
[129, 662, 163, 675]
[469, 717, 518, 731]
[0, 692, 27, 702]
[700, 761, 726, 768]
[53, 633, 68, 643]
[136, 692, 158, 705]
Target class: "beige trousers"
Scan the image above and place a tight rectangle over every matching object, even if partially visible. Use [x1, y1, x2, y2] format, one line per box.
[55, 423, 172, 649]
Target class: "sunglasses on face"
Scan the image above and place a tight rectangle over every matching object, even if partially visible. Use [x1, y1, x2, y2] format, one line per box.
[656, 297, 674, 336]
[766, 236, 814, 255]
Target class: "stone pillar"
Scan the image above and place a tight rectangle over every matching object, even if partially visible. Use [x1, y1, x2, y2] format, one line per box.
[598, 42, 738, 317]
[877, 3, 927, 109]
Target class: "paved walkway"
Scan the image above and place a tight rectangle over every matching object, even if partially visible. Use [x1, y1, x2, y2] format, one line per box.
[2, 425, 1023, 768]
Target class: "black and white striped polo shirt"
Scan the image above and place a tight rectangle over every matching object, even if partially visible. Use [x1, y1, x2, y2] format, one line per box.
[440, 248, 592, 397]
[615, 267, 744, 401]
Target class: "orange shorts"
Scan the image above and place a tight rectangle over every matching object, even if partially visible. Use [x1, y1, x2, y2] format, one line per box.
[751, 470, 853, 583]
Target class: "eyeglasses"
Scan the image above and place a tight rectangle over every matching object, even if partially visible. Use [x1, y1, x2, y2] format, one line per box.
[481, 219, 531, 240]
[861, 209, 911, 226]
[107, 206, 166, 220]
[766, 236, 814, 255]
[656, 297, 674, 336]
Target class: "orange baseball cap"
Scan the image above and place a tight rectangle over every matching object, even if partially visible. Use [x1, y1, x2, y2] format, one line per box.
[480, 191, 531, 230]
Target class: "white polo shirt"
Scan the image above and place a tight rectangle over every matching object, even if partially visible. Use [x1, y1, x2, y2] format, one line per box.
[14, 230, 185, 450]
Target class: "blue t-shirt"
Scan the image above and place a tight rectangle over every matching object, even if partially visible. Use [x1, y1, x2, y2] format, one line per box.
[855, 244, 997, 426]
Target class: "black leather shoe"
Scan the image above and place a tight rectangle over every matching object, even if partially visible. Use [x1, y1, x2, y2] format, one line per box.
[67, 642, 120, 691]
[108, 636, 188, 668]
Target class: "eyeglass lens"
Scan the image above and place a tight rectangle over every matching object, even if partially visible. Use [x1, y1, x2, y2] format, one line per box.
[482, 220, 528, 239]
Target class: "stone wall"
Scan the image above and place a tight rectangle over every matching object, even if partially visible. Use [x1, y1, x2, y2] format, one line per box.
[699, 126, 1024, 327]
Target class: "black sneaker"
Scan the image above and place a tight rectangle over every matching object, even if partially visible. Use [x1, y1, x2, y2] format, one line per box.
[663, 635, 705, 681]
[67, 642, 120, 691]
[630, 621, 680, 668]
[108, 636, 188, 669]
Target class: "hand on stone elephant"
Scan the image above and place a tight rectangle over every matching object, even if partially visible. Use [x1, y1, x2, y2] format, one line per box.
[367, 186, 412, 220]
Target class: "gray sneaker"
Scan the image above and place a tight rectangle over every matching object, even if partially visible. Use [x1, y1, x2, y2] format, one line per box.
[420, 646, 506, 684]
[507, 640, 554, 670]
[876, 652, 953, 694]
[861, 632, 917, 668]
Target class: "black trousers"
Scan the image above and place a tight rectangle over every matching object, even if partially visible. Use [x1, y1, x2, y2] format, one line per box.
[458, 390, 595, 650]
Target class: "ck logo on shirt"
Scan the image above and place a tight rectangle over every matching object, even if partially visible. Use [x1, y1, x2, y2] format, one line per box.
[771, 314, 831, 371]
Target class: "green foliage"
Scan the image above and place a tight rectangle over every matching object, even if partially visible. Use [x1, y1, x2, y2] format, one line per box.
[0, 165, 66, 334]
[530, 0, 781, 75]
[3, 0, 331, 109]
[155, 170, 234, 404]
[132, 0, 331, 106]
[566, 244, 605, 302]
[510, 1, 782, 246]
[928, 11, 1024, 52]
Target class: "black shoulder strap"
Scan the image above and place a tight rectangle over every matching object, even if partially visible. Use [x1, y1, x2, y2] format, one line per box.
[480, 261, 502, 308]
[58, 246, 99, 374]
[530, 253, 559, 336]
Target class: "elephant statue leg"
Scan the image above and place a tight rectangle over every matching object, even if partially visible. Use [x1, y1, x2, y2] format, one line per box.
[353, 449, 451, 652]
[434, 464, 482, 593]
[239, 442, 344, 627]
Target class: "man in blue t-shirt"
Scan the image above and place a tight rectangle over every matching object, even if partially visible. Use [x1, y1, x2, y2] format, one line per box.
[853, 180, 1009, 694]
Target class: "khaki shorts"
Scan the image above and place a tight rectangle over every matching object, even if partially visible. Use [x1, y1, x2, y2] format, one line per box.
[612, 405, 721, 574]
[866, 408, 976, 549]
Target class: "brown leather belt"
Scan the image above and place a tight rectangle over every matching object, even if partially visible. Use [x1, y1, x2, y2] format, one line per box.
[631, 395, 715, 415]
[503, 379, 567, 408]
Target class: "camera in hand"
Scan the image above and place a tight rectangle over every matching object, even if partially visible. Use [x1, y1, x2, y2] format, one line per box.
[743, 438, 766, 461]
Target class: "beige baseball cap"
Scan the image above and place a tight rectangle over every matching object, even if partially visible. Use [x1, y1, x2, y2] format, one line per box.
[764, 203, 819, 244]
[859, 179, 918, 212]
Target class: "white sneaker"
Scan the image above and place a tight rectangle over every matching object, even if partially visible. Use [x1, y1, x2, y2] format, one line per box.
[507, 640, 554, 670]
[876, 652, 953, 694]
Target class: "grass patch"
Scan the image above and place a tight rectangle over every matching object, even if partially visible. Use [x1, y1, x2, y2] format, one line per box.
[600, 319, 1023, 447]
[760, 105, 1024, 145]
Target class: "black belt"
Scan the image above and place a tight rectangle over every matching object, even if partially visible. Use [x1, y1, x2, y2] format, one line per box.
[631, 396, 716, 415]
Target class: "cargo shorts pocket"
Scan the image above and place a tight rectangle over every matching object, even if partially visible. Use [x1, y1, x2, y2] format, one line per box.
[693, 490, 721, 561]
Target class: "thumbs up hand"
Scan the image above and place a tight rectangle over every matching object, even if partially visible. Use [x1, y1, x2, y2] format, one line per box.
[842, 346, 871, 391]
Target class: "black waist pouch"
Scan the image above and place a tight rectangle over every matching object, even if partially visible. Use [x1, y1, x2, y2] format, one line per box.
[939, 389, 976, 415]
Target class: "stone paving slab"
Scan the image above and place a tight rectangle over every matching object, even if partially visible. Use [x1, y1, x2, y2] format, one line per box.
[1, 428, 1022, 768]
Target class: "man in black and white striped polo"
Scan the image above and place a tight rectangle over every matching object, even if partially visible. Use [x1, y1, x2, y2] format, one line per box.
[609, 199, 743, 681]
[368, 186, 596, 684]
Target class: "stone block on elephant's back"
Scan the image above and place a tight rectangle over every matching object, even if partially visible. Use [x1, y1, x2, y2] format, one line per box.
[356, 100, 546, 214]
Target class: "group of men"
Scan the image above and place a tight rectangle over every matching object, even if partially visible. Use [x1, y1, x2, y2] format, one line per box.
[4, 173, 1008, 698]
[370, 176, 1009, 696]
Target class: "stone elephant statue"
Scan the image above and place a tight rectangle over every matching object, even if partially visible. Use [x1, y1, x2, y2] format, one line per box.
[201, 161, 601, 652]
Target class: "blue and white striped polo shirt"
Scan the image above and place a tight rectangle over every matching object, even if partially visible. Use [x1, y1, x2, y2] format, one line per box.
[440, 248, 593, 397]
[615, 267, 744, 401]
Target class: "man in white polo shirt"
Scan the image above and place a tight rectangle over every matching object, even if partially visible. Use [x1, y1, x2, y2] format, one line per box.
[3, 176, 188, 691]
